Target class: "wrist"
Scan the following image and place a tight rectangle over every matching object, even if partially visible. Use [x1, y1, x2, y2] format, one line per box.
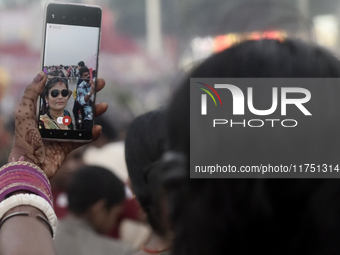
[0, 204, 54, 238]
[2, 205, 43, 218]
[8, 153, 35, 165]
[0, 194, 57, 237]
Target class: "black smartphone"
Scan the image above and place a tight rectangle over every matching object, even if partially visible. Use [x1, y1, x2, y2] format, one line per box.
[38, 3, 101, 141]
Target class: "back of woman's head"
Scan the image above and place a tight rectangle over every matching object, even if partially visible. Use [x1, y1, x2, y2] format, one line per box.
[125, 109, 167, 236]
[167, 39, 340, 156]
[165, 39, 340, 254]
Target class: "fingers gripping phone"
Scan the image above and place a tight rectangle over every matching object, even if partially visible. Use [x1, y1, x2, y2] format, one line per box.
[38, 3, 101, 141]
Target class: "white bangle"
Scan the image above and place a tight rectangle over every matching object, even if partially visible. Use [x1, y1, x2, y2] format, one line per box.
[0, 193, 57, 237]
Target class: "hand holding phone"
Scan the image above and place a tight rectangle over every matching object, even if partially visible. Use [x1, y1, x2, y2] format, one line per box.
[38, 3, 102, 142]
[10, 72, 108, 178]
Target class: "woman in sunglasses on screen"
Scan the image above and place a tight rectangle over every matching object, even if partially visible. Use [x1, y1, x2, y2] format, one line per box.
[39, 77, 74, 130]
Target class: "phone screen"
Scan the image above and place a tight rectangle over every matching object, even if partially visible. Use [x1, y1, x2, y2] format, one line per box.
[39, 3, 101, 141]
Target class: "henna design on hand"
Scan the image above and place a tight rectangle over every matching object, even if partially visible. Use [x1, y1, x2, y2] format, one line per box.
[9, 74, 106, 179]
[26, 129, 43, 150]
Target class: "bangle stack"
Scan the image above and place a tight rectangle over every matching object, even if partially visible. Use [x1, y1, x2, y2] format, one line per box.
[0, 161, 53, 206]
[0, 161, 57, 237]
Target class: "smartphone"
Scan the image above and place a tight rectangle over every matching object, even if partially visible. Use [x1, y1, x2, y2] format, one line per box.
[38, 3, 101, 141]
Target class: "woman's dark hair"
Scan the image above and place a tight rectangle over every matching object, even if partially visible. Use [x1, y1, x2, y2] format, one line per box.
[44, 77, 69, 97]
[165, 39, 340, 254]
[67, 165, 125, 215]
[125, 109, 167, 236]
[167, 39, 340, 156]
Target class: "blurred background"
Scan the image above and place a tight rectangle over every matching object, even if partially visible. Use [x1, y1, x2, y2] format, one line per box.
[0, 0, 340, 140]
[1, 0, 340, 249]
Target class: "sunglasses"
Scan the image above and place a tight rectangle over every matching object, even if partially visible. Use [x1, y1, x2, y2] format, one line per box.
[50, 89, 69, 98]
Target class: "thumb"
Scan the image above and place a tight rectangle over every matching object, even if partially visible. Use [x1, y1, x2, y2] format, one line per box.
[23, 71, 47, 102]
[16, 71, 47, 121]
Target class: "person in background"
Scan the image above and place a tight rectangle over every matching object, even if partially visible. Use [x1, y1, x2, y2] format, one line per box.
[77, 61, 85, 70]
[74, 67, 94, 130]
[50, 147, 86, 219]
[83, 116, 144, 244]
[46, 70, 65, 81]
[76, 61, 85, 78]
[51, 116, 118, 219]
[125, 109, 172, 255]
[54, 165, 134, 255]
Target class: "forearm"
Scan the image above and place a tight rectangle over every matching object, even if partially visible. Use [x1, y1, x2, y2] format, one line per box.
[0, 162, 57, 255]
[0, 205, 56, 255]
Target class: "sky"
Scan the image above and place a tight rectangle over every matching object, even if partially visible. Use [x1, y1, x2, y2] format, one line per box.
[43, 23, 100, 67]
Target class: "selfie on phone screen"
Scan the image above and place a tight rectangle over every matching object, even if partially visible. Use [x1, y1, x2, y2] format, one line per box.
[39, 4, 101, 141]
[40, 25, 99, 132]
